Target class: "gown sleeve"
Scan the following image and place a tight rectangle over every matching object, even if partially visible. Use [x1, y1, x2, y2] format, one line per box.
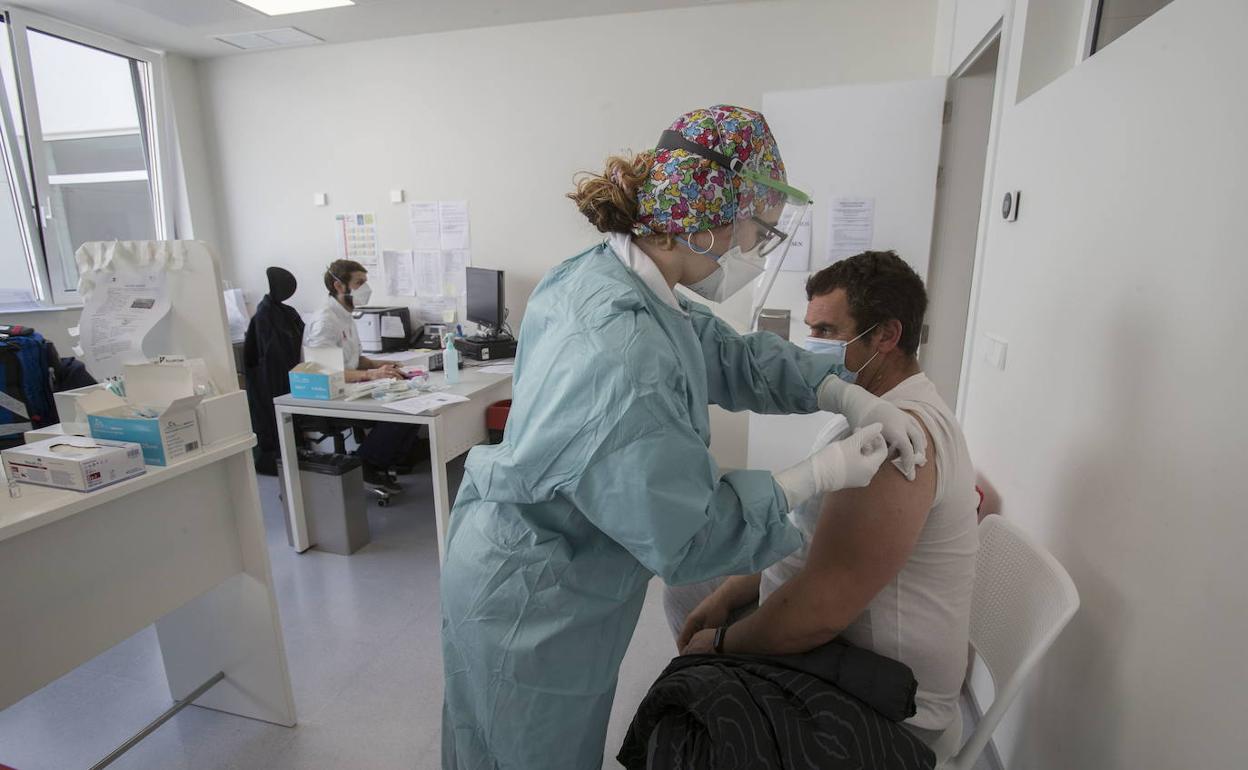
[556, 309, 803, 585]
[686, 303, 843, 415]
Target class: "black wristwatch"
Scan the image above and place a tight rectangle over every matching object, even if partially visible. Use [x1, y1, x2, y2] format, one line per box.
[712, 623, 729, 655]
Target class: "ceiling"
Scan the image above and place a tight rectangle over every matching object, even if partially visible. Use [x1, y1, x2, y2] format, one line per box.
[8, 0, 752, 58]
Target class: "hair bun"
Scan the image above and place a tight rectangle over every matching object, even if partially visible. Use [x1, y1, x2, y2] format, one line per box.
[567, 151, 654, 234]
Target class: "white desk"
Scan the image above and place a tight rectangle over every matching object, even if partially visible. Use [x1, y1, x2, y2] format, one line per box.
[273, 368, 513, 563]
[0, 434, 296, 727]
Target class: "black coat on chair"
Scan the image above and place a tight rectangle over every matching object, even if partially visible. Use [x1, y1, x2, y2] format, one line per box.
[243, 267, 304, 473]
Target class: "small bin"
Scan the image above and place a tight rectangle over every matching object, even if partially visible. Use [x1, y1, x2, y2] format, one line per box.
[277, 452, 370, 555]
[486, 400, 511, 444]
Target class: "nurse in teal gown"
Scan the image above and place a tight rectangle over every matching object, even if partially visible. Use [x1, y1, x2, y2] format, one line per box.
[440, 105, 926, 770]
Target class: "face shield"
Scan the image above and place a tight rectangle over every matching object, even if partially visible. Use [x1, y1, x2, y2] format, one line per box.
[731, 168, 812, 328]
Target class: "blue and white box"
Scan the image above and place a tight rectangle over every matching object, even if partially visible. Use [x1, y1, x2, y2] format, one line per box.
[289, 347, 347, 400]
[81, 389, 204, 467]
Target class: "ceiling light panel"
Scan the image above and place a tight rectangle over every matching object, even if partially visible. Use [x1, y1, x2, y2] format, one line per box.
[235, 0, 355, 16]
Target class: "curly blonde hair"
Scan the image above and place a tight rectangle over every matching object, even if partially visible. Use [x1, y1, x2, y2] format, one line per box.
[567, 151, 656, 234]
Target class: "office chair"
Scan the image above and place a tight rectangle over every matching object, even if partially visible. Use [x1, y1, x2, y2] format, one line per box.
[931, 514, 1081, 769]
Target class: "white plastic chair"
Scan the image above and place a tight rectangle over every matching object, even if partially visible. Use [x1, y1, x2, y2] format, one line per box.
[934, 514, 1081, 770]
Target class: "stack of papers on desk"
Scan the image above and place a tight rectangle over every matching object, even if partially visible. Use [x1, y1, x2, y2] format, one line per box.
[478, 364, 514, 375]
[383, 392, 469, 415]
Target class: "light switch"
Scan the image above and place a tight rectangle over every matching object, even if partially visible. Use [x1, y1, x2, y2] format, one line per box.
[313, 193, 327, 207]
[984, 334, 1008, 370]
[390, 189, 405, 204]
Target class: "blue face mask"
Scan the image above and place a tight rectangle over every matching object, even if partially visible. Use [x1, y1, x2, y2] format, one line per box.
[803, 324, 879, 384]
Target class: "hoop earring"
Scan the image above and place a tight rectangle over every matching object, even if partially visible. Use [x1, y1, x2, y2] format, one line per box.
[685, 230, 715, 255]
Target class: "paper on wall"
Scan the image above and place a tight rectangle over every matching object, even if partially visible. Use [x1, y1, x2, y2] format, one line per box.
[382, 250, 417, 296]
[779, 207, 813, 272]
[335, 212, 380, 267]
[413, 250, 444, 297]
[822, 197, 875, 268]
[442, 249, 469, 296]
[416, 296, 458, 324]
[408, 202, 441, 250]
[438, 201, 471, 250]
[77, 268, 171, 381]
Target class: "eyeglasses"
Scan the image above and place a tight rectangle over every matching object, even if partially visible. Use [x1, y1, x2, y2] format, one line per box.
[751, 216, 788, 257]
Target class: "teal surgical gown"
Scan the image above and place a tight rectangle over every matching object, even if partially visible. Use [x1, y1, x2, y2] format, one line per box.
[441, 243, 845, 770]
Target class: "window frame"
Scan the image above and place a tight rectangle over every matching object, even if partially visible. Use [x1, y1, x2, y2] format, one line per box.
[0, 7, 174, 307]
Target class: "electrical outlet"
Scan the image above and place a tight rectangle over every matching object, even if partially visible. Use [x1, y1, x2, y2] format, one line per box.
[313, 192, 327, 207]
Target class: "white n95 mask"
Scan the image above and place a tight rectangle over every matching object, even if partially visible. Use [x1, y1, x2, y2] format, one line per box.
[685, 243, 766, 303]
[803, 323, 878, 384]
[350, 281, 373, 307]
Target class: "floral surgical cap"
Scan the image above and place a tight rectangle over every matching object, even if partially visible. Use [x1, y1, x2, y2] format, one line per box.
[633, 104, 787, 236]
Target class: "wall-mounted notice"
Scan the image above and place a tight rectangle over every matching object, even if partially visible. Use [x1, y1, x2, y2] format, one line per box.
[382, 250, 416, 296]
[408, 202, 441, 250]
[823, 197, 875, 268]
[335, 212, 380, 267]
[779, 207, 813, 272]
[407, 201, 472, 320]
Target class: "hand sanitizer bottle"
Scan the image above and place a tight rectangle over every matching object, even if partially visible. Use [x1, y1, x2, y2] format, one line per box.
[443, 333, 460, 385]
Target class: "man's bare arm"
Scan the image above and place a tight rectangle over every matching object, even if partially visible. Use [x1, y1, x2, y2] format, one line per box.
[720, 420, 937, 655]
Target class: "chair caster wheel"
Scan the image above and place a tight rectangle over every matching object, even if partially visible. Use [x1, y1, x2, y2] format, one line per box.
[377, 498, 390, 508]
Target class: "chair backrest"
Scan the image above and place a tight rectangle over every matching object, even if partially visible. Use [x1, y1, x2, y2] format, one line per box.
[944, 514, 1080, 770]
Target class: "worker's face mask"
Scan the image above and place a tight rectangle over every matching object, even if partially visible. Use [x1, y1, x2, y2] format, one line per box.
[351, 281, 372, 307]
[680, 229, 767, 304]
[803, 324, 879, 384]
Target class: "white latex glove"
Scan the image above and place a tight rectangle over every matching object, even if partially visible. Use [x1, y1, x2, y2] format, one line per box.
[774, 423, 888, 509]
[816, 376, 927, 481]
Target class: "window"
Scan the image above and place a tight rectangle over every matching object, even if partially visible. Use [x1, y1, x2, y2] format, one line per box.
[0, 9, 171, 308]
[1090, 0, 1176, 54]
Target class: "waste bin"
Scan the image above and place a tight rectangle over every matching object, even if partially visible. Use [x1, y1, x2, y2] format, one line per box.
[486, 400, 511, 444]
[277, 452, 370, 555]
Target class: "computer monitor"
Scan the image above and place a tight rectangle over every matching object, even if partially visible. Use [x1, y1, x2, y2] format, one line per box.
[465, 267, 505, 335]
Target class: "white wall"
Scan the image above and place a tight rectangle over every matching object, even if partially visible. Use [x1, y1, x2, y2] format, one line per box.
[932, 0, 1004, 74]
[196, 0, 938, 318]
[196, 0, 938, 469]
[959, 0, 1248, 766]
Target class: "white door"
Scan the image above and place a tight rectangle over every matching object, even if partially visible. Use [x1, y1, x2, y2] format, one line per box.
[746, 78, 946, 473]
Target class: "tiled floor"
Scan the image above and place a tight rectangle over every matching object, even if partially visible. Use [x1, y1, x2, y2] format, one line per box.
[0, 460, 992, 769]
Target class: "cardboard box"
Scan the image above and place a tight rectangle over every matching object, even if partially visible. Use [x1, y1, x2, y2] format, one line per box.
[82, 390, 204, 467]
[53, 383, 109, 436]
[289, 347, 347, 400]
[3, 436, 145, 492]
[196, 390, 251, 447]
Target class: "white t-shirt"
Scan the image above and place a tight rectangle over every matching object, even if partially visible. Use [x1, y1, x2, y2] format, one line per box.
[760, 373, 979, 732]
[303, 298, 362, 369]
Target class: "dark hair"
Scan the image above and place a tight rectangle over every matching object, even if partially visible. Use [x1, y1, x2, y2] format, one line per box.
[805, 250, 927, 357]
[324, 259, 367, 296]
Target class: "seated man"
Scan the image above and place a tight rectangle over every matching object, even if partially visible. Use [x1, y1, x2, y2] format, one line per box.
[665, 250, 979, 748]
[304, 259, 423, 488]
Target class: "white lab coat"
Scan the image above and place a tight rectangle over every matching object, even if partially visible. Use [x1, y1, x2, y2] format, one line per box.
[303, 298, 362, 369]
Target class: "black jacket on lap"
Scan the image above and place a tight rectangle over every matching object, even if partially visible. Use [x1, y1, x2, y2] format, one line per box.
[618, 639, 935, 770]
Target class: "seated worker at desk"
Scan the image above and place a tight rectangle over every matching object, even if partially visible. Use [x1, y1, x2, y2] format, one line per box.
[303, 259, 423, 489]
[666, 251, 980, 752]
